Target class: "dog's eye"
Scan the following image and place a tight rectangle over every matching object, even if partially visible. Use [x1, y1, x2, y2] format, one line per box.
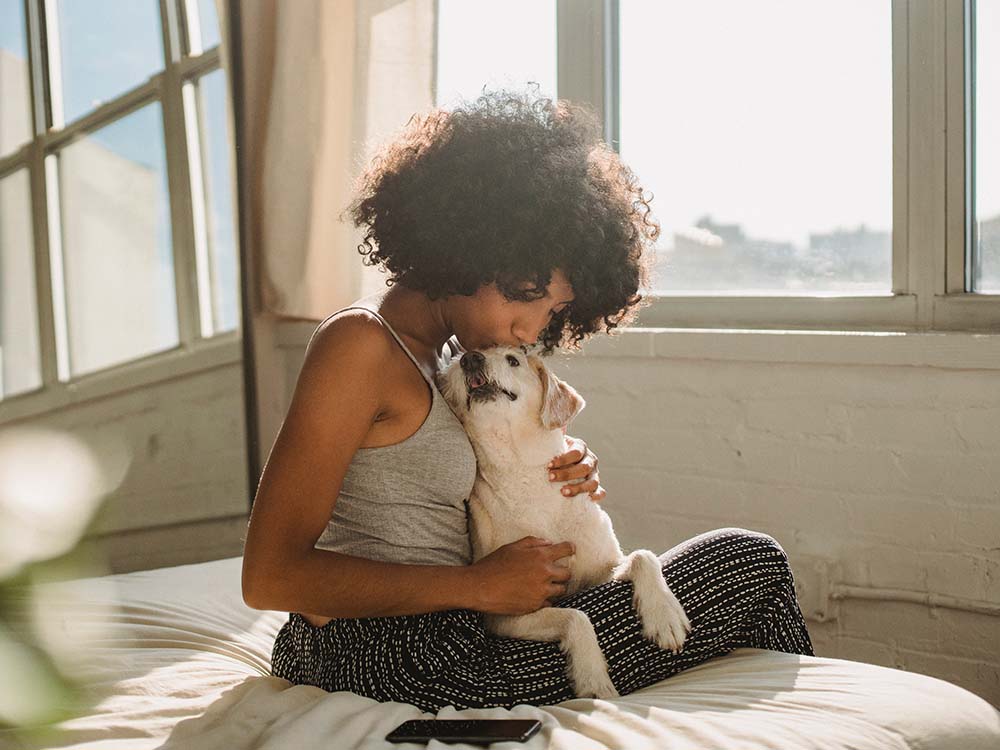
[505, 354, 520, 367]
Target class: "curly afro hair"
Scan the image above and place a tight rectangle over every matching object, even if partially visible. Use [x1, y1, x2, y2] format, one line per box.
[339, 85, 660, 354]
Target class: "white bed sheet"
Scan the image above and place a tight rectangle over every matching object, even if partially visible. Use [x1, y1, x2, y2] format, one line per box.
[3, 556, 997, 750]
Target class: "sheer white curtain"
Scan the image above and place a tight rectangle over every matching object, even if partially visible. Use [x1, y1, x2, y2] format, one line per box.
[229, 0, 436, 321]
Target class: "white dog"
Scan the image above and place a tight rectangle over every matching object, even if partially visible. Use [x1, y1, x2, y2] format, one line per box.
[435, 345, 691, 699]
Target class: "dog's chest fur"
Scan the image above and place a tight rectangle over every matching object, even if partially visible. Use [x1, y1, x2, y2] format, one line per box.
[467, 438, 624, 597]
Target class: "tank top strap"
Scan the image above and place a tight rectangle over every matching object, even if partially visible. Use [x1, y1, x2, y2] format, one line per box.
[333, 305, 435, 389]
[444, 335, 464, 359]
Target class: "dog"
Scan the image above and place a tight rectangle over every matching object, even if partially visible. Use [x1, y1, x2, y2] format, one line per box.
[435, 345, 692, 699]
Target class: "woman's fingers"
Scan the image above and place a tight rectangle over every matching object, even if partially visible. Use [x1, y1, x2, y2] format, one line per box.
[548, 435, 585, 467]
[546, 434, 605, 500]
[551, 464, 589, 488]
[548, 456, 597, 485]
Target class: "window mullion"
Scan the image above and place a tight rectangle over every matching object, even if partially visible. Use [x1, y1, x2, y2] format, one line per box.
[159, 0, 202, 346]
[603, 0, 619, 153]
[905, 0, 948, 330]
[945, 0, 971, 295]
[557, 0, 609, 140]
[24, 136, 59, 391]
[891, 0, 910, 299]
[40, 0, 65, 129]
[19, 0, 59, 390]
[25, 0, 47, 136]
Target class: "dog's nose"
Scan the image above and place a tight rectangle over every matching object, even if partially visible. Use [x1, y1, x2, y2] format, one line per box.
[460, 351, 485, 371]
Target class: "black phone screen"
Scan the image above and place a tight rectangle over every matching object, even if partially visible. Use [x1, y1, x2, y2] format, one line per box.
[385, 718, 542, 744]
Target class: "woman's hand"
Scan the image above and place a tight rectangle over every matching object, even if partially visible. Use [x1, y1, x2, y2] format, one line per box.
[468, 536, 576, 614]
[547, 433, 606, 503]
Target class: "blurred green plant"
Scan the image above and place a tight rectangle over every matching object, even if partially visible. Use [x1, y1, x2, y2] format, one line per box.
[0, 425, 129, 749]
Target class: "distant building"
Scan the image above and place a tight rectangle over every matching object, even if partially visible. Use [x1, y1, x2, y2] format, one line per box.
[975, 212, 1000, 291]
[0, 48, 32, 154]
[653, 213, 891, 294]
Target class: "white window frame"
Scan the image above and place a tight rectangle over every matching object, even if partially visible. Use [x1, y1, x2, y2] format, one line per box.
[0, 0, 241, 422]
[556, 0, 1000, 334]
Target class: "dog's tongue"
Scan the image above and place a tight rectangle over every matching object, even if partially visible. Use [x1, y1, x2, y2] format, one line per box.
[469, 372, 487, 389]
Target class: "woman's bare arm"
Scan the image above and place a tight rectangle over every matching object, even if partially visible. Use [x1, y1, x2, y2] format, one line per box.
[241, 311, 481, 618]
[248, 547, 479, 618]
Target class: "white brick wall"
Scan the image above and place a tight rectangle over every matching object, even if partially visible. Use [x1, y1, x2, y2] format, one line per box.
[545, 329, 1000, 708]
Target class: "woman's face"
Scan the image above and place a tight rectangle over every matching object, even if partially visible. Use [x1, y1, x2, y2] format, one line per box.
[450, 267, 575, 350]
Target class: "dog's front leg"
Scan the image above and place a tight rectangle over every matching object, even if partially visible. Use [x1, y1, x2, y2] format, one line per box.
[612, 549, 692, 653]
[485, 609, 619, 700]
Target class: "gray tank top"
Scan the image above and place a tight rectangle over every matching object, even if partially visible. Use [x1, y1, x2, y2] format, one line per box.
[312, 305, 478, 567]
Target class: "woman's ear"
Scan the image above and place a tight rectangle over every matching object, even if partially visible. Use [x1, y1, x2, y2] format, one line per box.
[535, 362, 586, 430]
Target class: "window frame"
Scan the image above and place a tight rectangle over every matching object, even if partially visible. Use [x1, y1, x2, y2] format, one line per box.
[557, 0, 1000, 334]
[0, 0, 241, 419]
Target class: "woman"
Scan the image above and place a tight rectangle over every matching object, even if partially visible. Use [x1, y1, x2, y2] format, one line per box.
[242, 88, 814, 712]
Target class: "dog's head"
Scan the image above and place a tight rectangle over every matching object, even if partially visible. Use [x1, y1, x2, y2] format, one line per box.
[436, 345, 585, 435]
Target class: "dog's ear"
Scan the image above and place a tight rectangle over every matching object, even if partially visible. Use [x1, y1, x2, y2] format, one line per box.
[535, 362, 585, 430]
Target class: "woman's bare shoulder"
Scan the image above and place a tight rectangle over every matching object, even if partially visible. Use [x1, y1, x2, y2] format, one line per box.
[292, 309, 400, 400]
[309, 307, 392, 356]
[314, 305, 381, 334]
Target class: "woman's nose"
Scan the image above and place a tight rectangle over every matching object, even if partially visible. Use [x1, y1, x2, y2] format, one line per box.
[511, 323, 542, 346]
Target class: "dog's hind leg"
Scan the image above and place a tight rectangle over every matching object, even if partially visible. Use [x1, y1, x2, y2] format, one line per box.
[612, 549, 692, 653]
[485, 609, 619, 699]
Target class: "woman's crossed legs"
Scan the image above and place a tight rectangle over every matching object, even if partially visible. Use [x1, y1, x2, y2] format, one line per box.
[271, 527, 816, 713]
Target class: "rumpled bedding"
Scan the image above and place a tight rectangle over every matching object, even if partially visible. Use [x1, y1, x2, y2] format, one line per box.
[3, 556, 997, 750]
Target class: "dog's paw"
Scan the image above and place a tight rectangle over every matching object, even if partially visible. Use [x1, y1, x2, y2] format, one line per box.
[571, 668, 620, 700]
[635, 590, 693, 654]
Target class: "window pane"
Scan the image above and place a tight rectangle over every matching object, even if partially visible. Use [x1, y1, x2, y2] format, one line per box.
[0, 0, 33, 154]
[436, 0, 557, 109]
[190, 68, 239, 334]
[57, 103, 178, 376]
[197, 0, 220, 51]
[974, 0, 1000, 292]
[620, 1, 892, 295]
[54, 0, 164, 124]
[0, 169, 42, 397]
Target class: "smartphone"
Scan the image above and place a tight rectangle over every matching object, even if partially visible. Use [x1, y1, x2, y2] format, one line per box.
[385, 718, 542, 745]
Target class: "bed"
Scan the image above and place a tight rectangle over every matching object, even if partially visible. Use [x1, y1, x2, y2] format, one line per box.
[4, 555, 998, 750]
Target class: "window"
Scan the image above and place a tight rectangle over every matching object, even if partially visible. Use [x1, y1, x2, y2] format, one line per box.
[432, 0, 999, 332]
[0, 0, 239, 400]
[620, 1, 892, 296]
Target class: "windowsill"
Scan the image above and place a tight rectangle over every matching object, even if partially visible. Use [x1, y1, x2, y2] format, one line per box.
[572, 327, 1000, 370]
[0, 333, 244, 423]
[274, 317, 1000, 371]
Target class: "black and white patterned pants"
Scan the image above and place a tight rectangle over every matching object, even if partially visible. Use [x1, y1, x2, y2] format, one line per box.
[270, 527, 815, 713]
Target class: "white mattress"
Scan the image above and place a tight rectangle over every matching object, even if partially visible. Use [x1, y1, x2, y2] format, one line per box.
[3, 555, 998, 750]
